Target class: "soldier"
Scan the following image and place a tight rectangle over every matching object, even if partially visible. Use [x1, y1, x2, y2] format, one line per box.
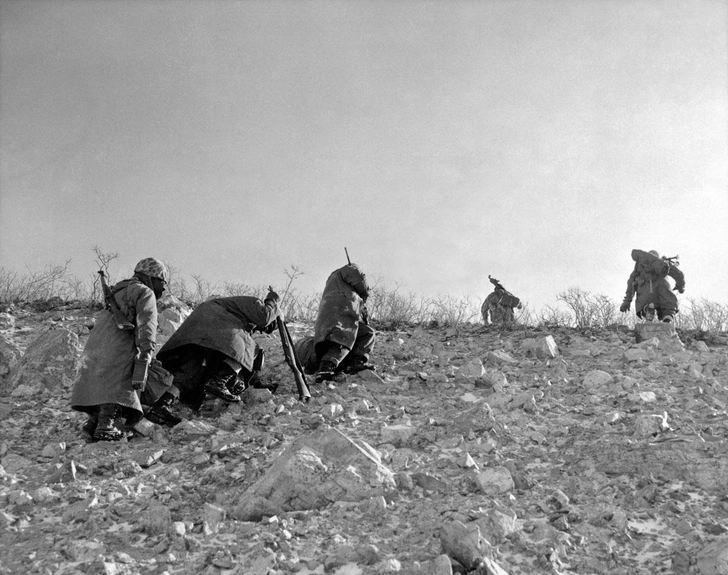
[620, 249, 685, 322]
[71, 258, 178, 441]
[481, 275, 522, 326]
[297, 263, 376, 383]
[156, 289, 279, 410]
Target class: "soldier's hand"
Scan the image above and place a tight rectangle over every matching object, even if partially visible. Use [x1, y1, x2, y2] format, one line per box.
[137, 348, 153, 363]
[619, 302, 630, 313]
[674, 286, 684, 294]
[265, 289, 280, 305]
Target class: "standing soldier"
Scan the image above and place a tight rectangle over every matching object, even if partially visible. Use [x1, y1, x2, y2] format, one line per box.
[481, 275, 522, 326]
[71, 258, 177, 441]
[620, 249, 685, 322]
[156, 289, 280, 410]
[296, 263, 376, 382]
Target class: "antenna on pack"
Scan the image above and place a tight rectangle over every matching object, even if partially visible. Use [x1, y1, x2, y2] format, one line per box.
[345, 247, 351, 265]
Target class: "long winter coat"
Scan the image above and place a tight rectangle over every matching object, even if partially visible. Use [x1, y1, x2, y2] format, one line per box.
[481, 288, 521, 325]
[314, 264, 369, 350]
[71, 278, 162, 421]
[624, 249, 685, 315]
[157, 296, 277, 371]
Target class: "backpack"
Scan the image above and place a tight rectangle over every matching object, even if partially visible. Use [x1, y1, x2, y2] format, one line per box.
[631, 249, 679, 281]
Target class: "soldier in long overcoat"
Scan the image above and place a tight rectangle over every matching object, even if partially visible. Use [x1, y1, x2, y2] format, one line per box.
[156, 290, 279, 409]
[303, 263, 376, 382]
[620, 249, 685, 322]
[481, 276, 522, 326]
[71, 258, 175, 440]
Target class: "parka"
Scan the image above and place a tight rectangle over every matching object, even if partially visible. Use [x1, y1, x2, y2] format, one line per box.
[623, 249, 685, 316]
[314, 264, 369, 350]
[71, 277, 165, 421]
[481, 288, 521, 325]
[157, 296, 278, 371]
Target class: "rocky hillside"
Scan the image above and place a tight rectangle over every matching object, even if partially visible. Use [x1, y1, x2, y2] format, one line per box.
[1, 302, 727, 575]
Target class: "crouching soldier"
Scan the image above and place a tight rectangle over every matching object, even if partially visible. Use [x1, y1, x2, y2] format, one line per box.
[71, 258, 179, 441]
[620, 249, 685, 322]
[156, 289, 279, 410]
[481, 275, 522, 326]
[299, 263, 376, 383]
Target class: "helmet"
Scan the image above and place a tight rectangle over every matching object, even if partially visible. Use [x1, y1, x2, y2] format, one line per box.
[134, 258, 169, 282]
[648, 250, 660, 257]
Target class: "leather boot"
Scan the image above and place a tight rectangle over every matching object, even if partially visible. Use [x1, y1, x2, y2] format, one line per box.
[81, 409, 98, 439]
[343, 356, 376, 375]
[205, 374, 241, 402]
[93, 403, 124, 441]
[315, 360, 338, 383]
[146, 392, 182, 427]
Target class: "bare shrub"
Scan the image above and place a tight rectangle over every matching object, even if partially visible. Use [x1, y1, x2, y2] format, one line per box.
[536, 305, 574, 328]
[430, 294, 480, 327]
[556, 288, 618, 328]
[368, 282, 431, 327]
[678, 298, 728, 332]
[0, 261, 74, 302]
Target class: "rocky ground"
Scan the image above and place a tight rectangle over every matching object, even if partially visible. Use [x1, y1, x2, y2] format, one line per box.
[1, 301, 728, 575]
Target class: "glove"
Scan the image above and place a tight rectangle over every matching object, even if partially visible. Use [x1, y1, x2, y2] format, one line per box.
[674, 286, 685, 294]
[619, 301, 630, 313]
[137, 348, 153, 363]
[265, 290, 280, 305]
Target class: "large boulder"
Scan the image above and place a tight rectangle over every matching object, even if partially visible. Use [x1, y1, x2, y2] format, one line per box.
[4, 329, 81, 394]
[231, 426, 396, 521]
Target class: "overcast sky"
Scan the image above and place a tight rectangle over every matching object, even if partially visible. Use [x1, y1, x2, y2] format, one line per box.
[1, 0, 726, 312]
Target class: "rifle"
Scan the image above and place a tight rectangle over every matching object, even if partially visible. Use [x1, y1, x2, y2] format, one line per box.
[98, 270, 134, 330]
[269, 286, 311, 402]
[345, 247, 351, 265]
[663, 255, 680, 267]
[488, 275, 505, 291]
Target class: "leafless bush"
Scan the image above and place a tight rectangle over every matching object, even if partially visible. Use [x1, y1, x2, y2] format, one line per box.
[430, 294, 480, 326]
[536, 305, 574, 327]
[368, 283, 432, 327]
[677, 298, 728, 332]
[556, 287, 618, 328]
[0, 261, 74, 302]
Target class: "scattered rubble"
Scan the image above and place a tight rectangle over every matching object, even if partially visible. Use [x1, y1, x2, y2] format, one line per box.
[0, 302, 727, 574]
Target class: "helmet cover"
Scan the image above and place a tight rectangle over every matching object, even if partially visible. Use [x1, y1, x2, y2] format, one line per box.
[134, 257, 169, 282]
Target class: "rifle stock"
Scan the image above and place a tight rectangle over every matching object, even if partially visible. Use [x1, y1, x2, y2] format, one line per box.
[98, 270, 134, 330]
[277, 315, 311, 402]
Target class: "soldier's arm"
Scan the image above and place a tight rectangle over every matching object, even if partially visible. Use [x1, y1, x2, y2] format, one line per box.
[669, 266, 685, 293]
[131, 285, 158, 356]
[341, 265, 370, 301]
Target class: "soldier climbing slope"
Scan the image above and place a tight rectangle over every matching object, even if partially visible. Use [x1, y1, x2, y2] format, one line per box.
[620, 249, 685, 323]
[156, 289, 280, 411]
[481, 275, 522, 326]
[71, 258, 178, 441]
[296, 262, 376, 383]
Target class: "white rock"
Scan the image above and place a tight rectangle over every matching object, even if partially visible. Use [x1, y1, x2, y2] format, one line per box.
[582, 369, 613, 390]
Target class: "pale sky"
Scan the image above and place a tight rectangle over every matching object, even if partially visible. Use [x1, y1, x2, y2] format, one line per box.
[1, 0, 726, 312]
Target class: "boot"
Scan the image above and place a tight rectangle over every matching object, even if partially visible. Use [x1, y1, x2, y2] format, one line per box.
[146, 393, 182, 427]
[229, 376, 247, 396]
[643, 303, 656, 322]
[81, 409, 98, 439]
[343, 356, 376, 375]
[93, 403, 124, 441]
[205, 374, 241, 402]
[315, 360, 338, 383]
